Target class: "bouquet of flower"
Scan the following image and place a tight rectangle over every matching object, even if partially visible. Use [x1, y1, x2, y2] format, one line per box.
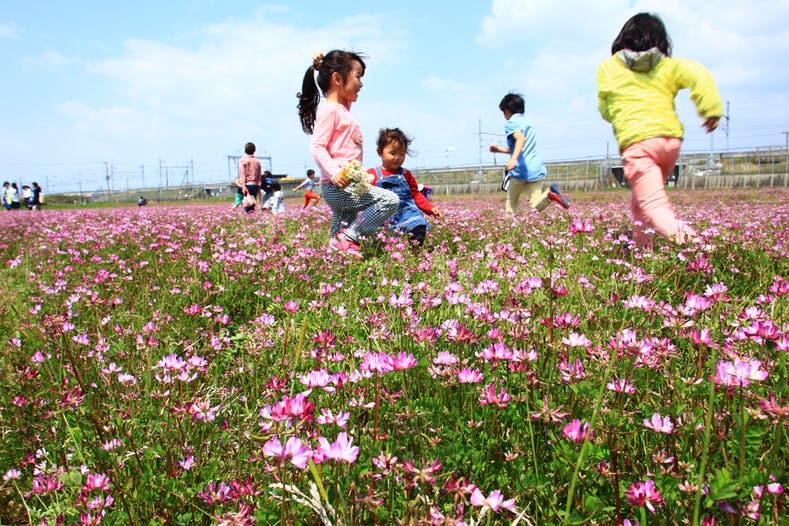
[338, 160, 372, 197]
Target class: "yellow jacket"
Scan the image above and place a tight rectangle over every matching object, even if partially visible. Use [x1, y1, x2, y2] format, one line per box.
[597, 50, 723, 151]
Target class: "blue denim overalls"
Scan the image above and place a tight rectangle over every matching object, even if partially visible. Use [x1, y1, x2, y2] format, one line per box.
[374, 167, 428, 233]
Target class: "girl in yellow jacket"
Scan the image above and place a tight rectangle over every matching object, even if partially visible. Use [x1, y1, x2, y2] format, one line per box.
[597, 12, 722, 248]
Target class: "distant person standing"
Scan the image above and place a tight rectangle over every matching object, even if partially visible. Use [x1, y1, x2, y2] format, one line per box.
[30, 182, 42, 210]
[293, 169, 321, 208]
[231, 180, 244, 209]
[2, 182, 10, 210]
[137, 196, 148, 207]
[9, 183, 21, 210]
[597, 12, 722, 248]
[238, 142, 262, 213]
[21, 185, 33, 209]
[259, 170, 275, 208]
[263, 181, 285, 214]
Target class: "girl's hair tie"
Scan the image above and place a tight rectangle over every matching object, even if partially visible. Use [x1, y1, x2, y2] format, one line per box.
[312, 53, 324, 71]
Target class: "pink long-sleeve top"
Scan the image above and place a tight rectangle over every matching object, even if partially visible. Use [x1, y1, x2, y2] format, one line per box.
[238, 154, 262, 186]
[310, 102, 363, 185]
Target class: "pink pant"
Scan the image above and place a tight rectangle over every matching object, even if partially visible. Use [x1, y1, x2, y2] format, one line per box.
[622, 137, 694, 248]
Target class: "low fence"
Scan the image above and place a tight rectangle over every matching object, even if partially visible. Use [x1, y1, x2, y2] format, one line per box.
[410, 147, 789, 196]
[46, 147, 789, 205]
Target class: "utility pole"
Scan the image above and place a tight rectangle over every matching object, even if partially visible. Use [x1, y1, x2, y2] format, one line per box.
[105, 162, 111, 202]
[477, 117, 483, 182]
[783, 131, 788, 177]
[708, 127, 715, 169]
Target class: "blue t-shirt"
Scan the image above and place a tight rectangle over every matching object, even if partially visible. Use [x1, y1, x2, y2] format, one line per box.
[504, 113, 546, 182]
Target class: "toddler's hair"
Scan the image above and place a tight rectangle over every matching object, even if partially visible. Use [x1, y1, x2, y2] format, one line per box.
[245, 142, 256, 155]
[498, 93, 525, 115]
[611, 12, 672, 56]
[297, 50, 366, 134]
[271, 181, 281, 191]
[376, 128, 414, 156]
[306, 169, 315, 177]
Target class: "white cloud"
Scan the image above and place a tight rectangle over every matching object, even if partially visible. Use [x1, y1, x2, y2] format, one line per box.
[59, 101, 141, 135]
[423, 76, 470, 93]
[41, 49, 79, 69]
[62, 11, 408, 176]
[0, 23, 20, 39]
[478, 0, 623, 48]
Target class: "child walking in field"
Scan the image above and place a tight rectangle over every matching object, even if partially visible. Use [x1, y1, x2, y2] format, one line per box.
[231, 180, 244, 209]
[293, 169, 321, 208]
[489, 93, 570, 216]
[237, 142, 262, 213]
[597, 12, 722, 248]
[298, 50, 399, 259]
[368, 128, 441, 247]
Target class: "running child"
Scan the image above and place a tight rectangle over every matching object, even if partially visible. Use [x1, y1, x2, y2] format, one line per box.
[297, 50, 399, 259]
[489, 93, 570, 216]
[293, 169, 321, 208]
[597, 12, 722, 248]
[368, 128, 441, 246]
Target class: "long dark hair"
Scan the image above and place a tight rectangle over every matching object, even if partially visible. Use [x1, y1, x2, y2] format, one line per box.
[297, 50, 366, 135]
[611, 13, 672, 56]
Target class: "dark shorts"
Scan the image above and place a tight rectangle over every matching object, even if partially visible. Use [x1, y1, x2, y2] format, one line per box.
[244, 184, 260, 197]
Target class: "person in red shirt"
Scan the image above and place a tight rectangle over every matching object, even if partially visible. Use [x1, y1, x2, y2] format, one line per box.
[237, 142, 262, 212]
[368, 128, 441, 247]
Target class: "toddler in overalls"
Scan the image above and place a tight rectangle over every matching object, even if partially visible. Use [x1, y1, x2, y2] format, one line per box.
[367, 128, 441, 246]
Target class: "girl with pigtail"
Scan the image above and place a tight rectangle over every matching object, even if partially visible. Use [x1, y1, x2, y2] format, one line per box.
[298, 50, 399, 260]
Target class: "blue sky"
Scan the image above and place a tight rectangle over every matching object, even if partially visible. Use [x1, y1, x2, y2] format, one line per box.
[1, 0, 788, 194]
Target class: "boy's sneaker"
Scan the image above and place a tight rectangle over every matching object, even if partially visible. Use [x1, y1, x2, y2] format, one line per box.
[329, 234, 363, 260]
[548, 184, 570, 209]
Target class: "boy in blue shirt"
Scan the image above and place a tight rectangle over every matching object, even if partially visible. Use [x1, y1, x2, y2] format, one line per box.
[489, 93, 570, 215]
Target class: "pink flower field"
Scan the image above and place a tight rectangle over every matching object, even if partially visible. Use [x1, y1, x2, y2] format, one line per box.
[0, 188, 786, 525]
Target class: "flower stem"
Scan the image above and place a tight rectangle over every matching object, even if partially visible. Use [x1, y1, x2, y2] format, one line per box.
[308, 460, 329, 502]
[523, 390, 541, 479]
[692, 358, 718, 526]
[739, 387, 746, 481]
[562, 355, 614, 524]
